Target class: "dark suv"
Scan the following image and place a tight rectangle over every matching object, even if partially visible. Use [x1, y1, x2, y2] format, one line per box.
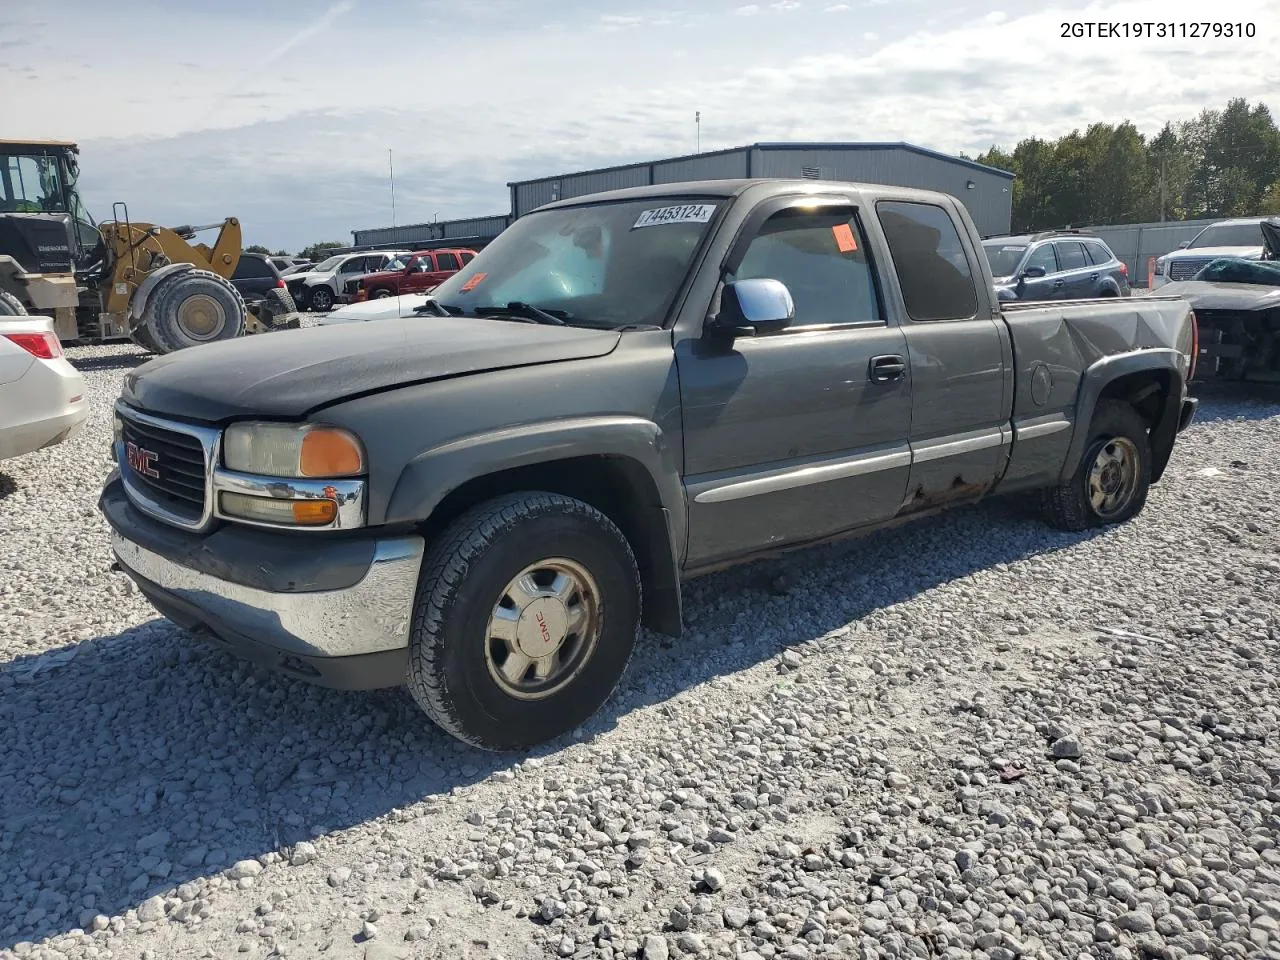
[981, 231, 1130, 301]
[230, 252, 297, 323]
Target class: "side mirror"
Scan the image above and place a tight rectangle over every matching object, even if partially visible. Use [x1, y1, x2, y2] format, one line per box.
[1177, 240, 1191, 249]
[1020, 265, 1047, 279]
[710, 278, 795, 337]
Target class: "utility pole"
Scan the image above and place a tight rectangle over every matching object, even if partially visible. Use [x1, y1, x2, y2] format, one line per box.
[696, 111, 701, 153]
[1160, 153, 1166, 222]
[388, 148, 397, 227]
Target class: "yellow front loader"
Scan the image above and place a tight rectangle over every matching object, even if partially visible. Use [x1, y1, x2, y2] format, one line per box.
[95, 204, 258, 353]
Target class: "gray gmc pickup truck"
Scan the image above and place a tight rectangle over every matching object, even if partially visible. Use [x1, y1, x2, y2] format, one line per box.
[100, 179, 1199, 751]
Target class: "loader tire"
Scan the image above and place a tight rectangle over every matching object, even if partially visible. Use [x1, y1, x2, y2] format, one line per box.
[0, 290, 27, 315]
[129, 321, 162, 354]
[144, 270, 247, 354]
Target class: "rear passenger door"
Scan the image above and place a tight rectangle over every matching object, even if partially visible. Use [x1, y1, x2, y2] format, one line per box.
[432, 251, 461, 287]
[874, 199, 1011, 512]
[1054, 241, 1093, 298]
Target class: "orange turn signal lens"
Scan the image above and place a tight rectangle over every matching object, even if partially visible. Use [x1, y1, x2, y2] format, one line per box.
[292, 500, 338, 525]
[299, 428, 363, 477]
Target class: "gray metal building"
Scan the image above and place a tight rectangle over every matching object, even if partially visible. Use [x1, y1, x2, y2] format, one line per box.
[507, 142, 1016, 238]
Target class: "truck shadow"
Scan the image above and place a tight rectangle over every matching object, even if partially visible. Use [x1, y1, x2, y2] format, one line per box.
[0, 496, 1104, 949]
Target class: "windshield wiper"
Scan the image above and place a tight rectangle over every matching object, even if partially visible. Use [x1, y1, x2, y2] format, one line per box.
[474, 302, 568, 326]
[411, 297, 453, 317]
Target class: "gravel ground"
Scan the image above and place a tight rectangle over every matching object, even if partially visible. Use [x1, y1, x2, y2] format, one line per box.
[2, 342, 1280, 960]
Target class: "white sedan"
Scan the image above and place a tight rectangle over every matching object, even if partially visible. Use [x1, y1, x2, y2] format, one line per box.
[0, 312, 89, 461]
[314, 292, 435, 326]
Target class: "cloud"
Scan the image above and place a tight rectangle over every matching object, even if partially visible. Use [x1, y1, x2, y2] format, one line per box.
[771, 0, 801, 8]
[734, 4, 760, 13]
[824, 3, 851, 10]
[43, 0, 1280, 251]
[985, 11, 1008, 23]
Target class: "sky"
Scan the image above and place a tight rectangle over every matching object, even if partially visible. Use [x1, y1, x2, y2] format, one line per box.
[3, 0, 1278, 251]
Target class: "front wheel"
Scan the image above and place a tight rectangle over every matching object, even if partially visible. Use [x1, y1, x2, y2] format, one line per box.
[372, 288, 394, 299]
[406, 492, 641, 751]
[1040, 400, 1151, 531]
[308, 286, 334, 311]
[143, 270, 247, 353]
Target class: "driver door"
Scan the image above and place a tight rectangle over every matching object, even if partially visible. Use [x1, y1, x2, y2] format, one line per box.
[676, 200, 913, 568]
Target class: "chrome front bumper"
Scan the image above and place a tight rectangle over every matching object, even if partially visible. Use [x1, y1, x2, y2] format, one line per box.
[111, 530, 424, 660]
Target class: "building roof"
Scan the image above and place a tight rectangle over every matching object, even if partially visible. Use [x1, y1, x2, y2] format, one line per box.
[0, 139, 78, 150]
[507, 141, 1016, 187]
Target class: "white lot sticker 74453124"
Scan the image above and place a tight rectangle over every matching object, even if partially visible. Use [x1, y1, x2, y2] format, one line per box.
[632, 204, 717, 229]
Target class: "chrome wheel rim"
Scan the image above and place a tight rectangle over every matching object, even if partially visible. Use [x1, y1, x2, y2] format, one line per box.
[312, 289, 331, 309]
[1088, 436, 1140, 518]
[375, 290, 393, 299]
[484, 558, 601, 701]
[176, 294, 226, 340]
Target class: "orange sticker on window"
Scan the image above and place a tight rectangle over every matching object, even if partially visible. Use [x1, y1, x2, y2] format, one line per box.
[832, 224, 857, 253]
[460, 272, 487, 292]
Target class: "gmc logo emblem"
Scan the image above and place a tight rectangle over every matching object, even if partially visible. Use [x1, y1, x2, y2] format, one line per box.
[125, 441, 159, 479]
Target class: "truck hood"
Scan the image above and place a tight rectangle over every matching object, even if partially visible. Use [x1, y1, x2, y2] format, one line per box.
[1166, 244, 1264, 260]
[121, 317, 623, 422]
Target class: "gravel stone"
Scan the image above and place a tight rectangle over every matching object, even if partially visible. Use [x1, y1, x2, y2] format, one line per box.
[3, 349, 1279, 960]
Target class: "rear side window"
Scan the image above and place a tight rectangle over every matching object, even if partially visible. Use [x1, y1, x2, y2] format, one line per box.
[1056, 241, 1088, 270]
[436, 252, 460, 271]
[875, 200, 978, 322]
[731, 209, 882, 327]
[232, 256, 272, 279]
[1084, 241, 1112, 265]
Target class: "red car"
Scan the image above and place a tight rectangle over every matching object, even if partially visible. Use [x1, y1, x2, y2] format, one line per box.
[352, 248, 477, 301]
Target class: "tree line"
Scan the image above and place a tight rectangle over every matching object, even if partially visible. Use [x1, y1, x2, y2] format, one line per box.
[969, 98, 1280, 233]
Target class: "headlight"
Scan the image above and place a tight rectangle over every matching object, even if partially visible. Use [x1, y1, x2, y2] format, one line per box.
[1154, 257, 1166, 276]
[223, 422, 365, 478]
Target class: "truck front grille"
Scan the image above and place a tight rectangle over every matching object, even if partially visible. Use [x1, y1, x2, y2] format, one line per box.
[119, 415, 209, 525]
[1168, 257, 1215, 281]
[344, 278, 362, 295]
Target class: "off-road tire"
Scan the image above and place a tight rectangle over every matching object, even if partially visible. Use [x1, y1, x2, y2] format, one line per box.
[255, 287, 296, 329]
[406, 492, 642, 752]
[307, 285, 334, 311]
[1040, 400, 1151, 531]
[144, 270, 247, 354]
[0, 289, 27, 315]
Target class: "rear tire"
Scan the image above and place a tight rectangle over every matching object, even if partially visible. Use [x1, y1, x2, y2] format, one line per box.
[143, 270, 247, 353]
[406, 492, 641, 752]
[0, 290, 26, 315]
[1040, 400, 1151, 531]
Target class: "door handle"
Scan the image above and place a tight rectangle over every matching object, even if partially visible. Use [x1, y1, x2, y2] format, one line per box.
[1053, 279, 1065, 286]
[870, 354, 906, 382]
[1090, 273, 1099, 280]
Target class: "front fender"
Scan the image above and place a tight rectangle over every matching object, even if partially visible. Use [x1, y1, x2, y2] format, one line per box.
[1061, 348, 1185, 484]
[128, 262, 195, 320]
[385, 414, 685, 532]
[385, 415, 687, 636]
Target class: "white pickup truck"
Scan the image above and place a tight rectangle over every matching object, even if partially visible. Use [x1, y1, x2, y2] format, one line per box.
[1153, 217, 1268, 289]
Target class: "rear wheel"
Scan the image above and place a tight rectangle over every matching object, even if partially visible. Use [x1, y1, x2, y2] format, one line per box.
[406, 492, 641, 751]
[308, 286, 334, 311]
[0, 290, 26, 315]
[1040, 400, 1151, 531]
[143, 270, 247, 353]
